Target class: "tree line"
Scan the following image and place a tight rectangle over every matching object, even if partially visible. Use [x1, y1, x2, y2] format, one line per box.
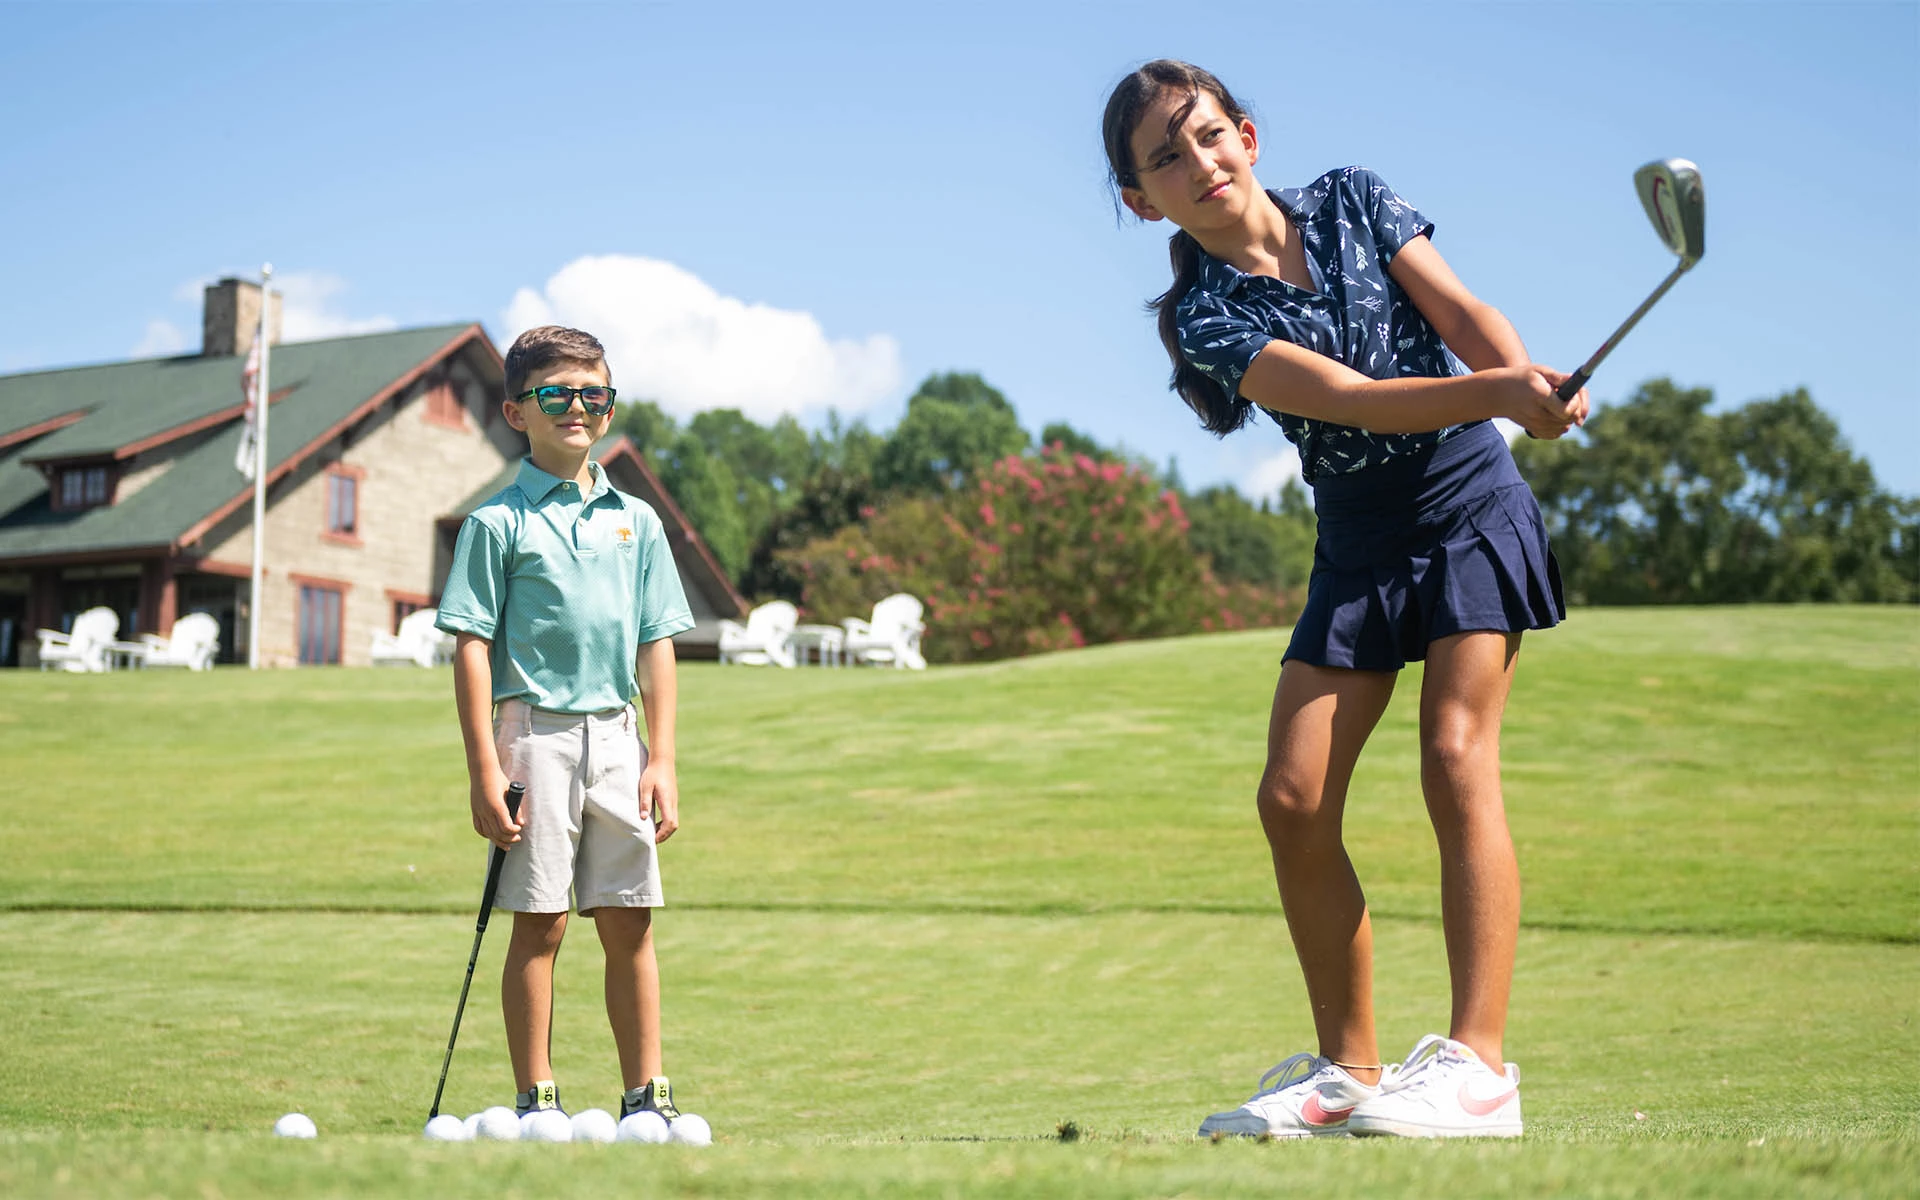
[613, 372, 1915, 661]
[1509, 379, 1916, 604]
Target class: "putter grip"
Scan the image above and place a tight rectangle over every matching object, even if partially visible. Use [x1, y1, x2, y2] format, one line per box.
[475, 782, 526, 933]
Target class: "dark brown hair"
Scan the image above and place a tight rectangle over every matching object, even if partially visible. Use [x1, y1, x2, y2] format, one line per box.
[1102, 60, 1256, 436]
[503, 325, 610, 401]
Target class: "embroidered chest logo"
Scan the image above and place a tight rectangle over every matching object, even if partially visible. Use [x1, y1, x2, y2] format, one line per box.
[616, 526, 634, 550]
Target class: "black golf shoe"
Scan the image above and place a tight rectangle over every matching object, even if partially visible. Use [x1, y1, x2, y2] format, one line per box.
[515, 1079, 566, 1117]
[621, 1076, 678, 1121]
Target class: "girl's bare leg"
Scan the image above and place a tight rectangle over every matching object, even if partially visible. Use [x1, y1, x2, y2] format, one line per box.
[1258, 660, 1398, 1082]
[1418, 631, 1522, 1068]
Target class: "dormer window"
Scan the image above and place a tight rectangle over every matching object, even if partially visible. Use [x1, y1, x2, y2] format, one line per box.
[56, 465, 112, 510]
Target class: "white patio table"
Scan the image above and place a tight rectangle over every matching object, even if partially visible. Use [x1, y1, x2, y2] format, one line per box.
[790, 624, 846, 667]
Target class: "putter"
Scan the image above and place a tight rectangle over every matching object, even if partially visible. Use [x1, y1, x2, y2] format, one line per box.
[1556, 158, 1706, 402]
[428, 780, 526, 1120]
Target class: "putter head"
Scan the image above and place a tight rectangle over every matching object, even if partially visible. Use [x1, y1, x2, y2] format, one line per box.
[1635, 158, 1705, 267]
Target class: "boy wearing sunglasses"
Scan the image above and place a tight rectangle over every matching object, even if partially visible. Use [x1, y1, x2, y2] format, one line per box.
[436, 325, 697, 1126]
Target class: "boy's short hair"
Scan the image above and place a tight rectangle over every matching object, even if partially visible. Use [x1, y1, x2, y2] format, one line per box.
[504, 326, 611, 400]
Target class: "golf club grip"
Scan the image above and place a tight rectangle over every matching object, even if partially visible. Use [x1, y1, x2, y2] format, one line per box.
[474, 782, 525, 933]
[1556, 369, 1591, 404]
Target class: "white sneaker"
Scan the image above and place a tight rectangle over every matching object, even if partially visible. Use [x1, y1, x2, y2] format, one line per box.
[1197, 1053, 1385, 1139]
[1348, 1035, 1522, 1138]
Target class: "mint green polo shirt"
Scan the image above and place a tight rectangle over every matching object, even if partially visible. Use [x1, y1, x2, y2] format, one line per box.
[437, 458, 696, 713]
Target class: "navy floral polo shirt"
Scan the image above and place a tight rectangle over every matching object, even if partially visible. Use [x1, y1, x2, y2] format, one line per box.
[1175, 166, 1479, 483]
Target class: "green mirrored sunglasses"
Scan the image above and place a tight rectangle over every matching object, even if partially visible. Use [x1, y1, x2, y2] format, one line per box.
[516, 384, 617, 416]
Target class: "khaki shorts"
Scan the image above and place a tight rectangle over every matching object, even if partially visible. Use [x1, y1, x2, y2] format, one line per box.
[491, 698, 662, 914]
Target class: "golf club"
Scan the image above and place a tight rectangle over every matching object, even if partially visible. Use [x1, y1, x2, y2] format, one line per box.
[1555, 158, 1706, 402]
[428, 780, 525, 1120]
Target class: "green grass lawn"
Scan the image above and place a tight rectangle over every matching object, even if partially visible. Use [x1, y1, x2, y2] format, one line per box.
[1, 606, 1915, 1196]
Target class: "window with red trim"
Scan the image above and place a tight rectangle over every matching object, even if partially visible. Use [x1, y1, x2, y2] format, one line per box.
[326, 471, 358, 537]
[298, 584, 343, 665]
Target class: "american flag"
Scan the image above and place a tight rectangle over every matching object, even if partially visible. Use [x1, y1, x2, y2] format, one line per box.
[234, 335, 261, 479]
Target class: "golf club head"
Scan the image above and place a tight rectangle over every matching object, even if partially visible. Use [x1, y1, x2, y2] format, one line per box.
[1635, 158, 1705, 266]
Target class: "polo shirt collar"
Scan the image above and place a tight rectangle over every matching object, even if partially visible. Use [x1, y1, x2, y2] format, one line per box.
[1194, 188, 1312, 298]
[512, 457, 610, 503]
[1195, 248, 1250, 297]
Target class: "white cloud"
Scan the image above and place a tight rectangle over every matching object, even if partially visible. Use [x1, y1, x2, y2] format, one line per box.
[501, 254, 903, 422]
[274, 272, 398, 342]
[132, 319, 189, 357]
[1239, 447, 1303, 501]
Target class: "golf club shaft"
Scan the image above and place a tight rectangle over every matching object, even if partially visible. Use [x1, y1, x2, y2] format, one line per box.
[1557, 260, 1692, 402]
[428, 781, 525, 1119]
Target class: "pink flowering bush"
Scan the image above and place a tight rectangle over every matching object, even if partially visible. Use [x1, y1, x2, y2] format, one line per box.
[781, 445, 1296, 663]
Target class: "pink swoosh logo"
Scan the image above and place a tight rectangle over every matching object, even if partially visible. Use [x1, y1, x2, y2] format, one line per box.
[1299, 1093, 1355, 1126]
[1458, 1081, 1517, 1117]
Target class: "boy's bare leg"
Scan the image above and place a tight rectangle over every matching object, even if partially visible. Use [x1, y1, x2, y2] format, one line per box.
[595, 907, 661, 1088]
[1258, 660, 1397, 1083]
[503, 911, 568, 1091]
[1418, 631, 1522, 1069]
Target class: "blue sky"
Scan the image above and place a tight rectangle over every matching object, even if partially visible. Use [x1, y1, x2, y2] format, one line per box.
[2, 1, 1915, 496]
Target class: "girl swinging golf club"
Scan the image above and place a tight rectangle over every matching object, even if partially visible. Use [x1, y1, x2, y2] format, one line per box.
[1102, 60, 1585, 1138]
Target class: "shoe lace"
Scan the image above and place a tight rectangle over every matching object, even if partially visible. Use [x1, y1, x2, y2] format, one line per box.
[1252, 1052, 1324, 1098]
[1388, 1034, 1459, 1088]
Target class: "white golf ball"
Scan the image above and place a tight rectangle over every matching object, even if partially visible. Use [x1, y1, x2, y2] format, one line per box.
[423, 1113, 469, 1142]
[520, 1109, 573, 1143]
[615, 1110, 671, 1144]
[273, 1112, 317, 1139]
[569, 1108, 618, 1143]
[473, 1106, 522, 1141]
[668, 1113, 712, 1146]
[462, 1113, 483, 1139]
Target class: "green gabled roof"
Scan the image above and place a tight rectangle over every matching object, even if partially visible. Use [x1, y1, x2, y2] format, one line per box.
[0, 375, 91, 447]
[0, 323, 484, 561]
[2, 352, 247, 461]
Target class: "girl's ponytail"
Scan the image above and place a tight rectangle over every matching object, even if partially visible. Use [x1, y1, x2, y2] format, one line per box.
[1103, 59, 1258, 438]
[1153, 229, 1252, 436]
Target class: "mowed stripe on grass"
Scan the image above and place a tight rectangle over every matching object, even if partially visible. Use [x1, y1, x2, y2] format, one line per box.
[1, 909, 1915, 1139]
[1, 909, 1915, 1196]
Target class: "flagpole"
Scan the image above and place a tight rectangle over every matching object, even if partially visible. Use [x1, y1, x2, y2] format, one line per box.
[247, 263, 273, 669]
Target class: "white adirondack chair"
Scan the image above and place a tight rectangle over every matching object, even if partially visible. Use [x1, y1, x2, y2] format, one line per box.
[717, 600, 798, 667]
[36, 606, 118, 672]
[842, 593, 927, 670]
[138, 612, 221, 670]
[371, 608, 455, 667]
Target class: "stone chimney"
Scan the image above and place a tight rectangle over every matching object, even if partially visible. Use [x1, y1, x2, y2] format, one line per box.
[202, 277, 284, 358]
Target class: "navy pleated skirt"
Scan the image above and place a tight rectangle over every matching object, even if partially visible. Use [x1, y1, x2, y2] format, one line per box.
[1286, 420, 1565, 671]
